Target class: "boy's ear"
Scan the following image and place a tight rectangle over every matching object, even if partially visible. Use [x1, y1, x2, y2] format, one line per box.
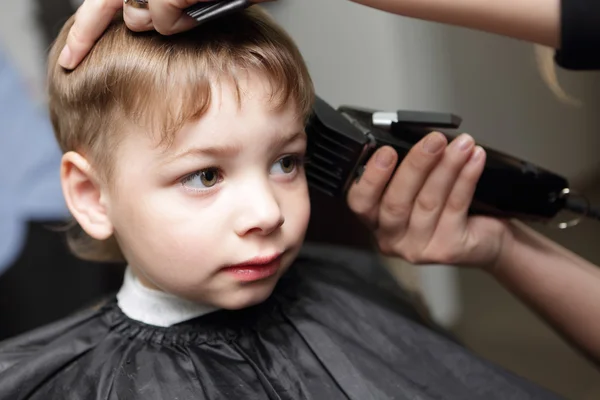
[61, 151, 114, 240]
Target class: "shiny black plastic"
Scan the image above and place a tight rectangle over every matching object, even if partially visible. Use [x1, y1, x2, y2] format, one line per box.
[0, 244, 562, 399]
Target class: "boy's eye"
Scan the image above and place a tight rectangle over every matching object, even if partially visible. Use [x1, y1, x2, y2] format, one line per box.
[181, 168, 221, 189]
[271, 155, 300, 175]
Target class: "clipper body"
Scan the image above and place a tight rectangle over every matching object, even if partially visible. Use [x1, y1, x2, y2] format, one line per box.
[306, 97, 569, 223]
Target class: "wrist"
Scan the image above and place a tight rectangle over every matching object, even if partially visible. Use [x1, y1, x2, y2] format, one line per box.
[483, 220, 560, 279]
[485, 225, 518, 278]
[482, 220, 529, 278]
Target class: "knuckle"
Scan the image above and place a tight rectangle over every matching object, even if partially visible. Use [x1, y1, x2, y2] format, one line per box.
[403, 250, 423, 265]
[154, 24, 177, 36]
[67, 23, 88, 48]
[351, 205, 371, 222]
[383, 240, 420, 264]
[405, 153, 430, 172]
[415, 194, 439, 213]
[462, 239, 479, 258]
[359, 171, 381, 189]
[346, 198, 361, 213]
[376, 237, 402, 259]
[423, 245, 457, 265]
[401, 252, 415, 263]
[377, 242, 394, 257]
[445, 196, 466, 214]
[381, 200, 411, 219]
[126, 20, 150, 32]
[346, 192, 371, 217]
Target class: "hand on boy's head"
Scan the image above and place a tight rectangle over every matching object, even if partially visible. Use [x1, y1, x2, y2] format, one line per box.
[346, 132, 512, 271]
[58, 0, 275, 70]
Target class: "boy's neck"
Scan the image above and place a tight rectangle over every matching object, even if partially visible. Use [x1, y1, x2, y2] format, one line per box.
[116, 267, 219, 327]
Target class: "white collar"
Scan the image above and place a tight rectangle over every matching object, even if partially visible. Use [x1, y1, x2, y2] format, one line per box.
[116, 267, 219, 327]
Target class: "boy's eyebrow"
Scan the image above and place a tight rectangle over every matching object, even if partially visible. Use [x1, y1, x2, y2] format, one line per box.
[162, 130, 306, 165]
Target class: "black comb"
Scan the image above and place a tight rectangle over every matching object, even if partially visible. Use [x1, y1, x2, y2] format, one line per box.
[306, 96, 577, 224]
[185, 0, 252, 24]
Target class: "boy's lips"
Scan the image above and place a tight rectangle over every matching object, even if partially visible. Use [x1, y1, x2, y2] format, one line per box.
[227, 253, 283, 268]
[221, 253, 284, 282]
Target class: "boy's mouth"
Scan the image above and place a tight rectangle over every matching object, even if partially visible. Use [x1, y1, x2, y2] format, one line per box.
[221, 253, 284, 282]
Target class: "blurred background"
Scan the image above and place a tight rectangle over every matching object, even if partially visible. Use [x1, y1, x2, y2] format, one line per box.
[2, 0, 600, 398]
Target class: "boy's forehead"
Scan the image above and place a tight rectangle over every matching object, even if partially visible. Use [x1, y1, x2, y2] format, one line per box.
[152, 102, 306, 164]
[122, 73, 306, 161]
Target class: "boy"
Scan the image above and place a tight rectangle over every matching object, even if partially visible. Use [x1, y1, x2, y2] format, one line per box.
[0, 6, 563, 399]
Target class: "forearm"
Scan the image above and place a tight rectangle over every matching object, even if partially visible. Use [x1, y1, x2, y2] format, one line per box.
[490, 222, 600, 363]
[349, 0, 560, 48]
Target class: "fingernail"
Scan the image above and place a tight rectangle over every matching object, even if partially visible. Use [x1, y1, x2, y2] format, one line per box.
[455, 134, 474, 151]
[422, 132, 445, 153]
[58, 45, 73, 69]
[471, 146, 484, 162]
[375, 147, 395, 169]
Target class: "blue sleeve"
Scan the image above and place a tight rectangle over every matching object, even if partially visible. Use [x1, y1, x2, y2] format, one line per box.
[0, 49, 68, 275]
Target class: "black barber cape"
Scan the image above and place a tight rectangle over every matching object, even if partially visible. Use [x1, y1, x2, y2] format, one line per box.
[0, 243, 562, 399]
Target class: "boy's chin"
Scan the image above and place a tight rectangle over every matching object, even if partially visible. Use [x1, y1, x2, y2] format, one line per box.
[214, 279, 279, 310]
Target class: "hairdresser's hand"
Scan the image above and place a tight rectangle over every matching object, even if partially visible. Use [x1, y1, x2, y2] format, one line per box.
[347, 132, 512, 269]
[59, 0, 273, 70]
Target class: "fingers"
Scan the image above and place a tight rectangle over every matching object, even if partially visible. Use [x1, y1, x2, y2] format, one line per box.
[407, 134, 475, 244]
[59, 0, 124, 69]
[437, 146, 486, 236]
[59, 0, 271, 70]
[414, 144, 486, 266]
[123, 3, 154, 32]
[345, 128, 496, 267]
[377, 132, 447, 235]
[149, 0, 200, 35]
[347, 146, 398, 227]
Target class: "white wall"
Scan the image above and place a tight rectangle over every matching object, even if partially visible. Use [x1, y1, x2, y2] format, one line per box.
[266, 0, 600, 326]
[265, 1, 453, 114]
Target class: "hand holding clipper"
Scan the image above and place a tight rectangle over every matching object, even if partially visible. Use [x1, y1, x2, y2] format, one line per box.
[346, 129, 511, 268]
[305, 96, 597, 228]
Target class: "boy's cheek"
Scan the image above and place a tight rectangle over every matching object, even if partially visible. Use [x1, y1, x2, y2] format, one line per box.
[287, 186, 311, 242]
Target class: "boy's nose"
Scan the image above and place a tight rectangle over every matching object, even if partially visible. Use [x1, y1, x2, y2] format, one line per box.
[234, 185, 285, 237]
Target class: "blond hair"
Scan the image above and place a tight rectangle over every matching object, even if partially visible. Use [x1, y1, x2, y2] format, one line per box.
[534, 45, 581, 106]
[47, 7, 314, 262]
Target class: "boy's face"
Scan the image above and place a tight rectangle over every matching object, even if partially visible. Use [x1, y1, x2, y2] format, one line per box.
[102, 75, 310, 309]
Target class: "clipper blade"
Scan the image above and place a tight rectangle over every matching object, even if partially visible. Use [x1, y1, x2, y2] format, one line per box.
[305, 97, 375, 197]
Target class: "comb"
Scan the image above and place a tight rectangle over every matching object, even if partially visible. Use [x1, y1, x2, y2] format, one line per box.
[185, 0, 252, 24]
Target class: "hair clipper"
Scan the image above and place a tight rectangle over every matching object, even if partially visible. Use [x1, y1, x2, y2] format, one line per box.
[305, 96, 595, 226]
